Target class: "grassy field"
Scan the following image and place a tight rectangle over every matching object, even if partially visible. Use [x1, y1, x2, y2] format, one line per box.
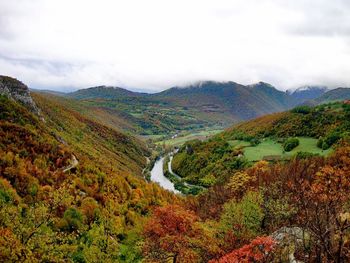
[240, 137, 332, 161]
[228, 140, 251, 148]
[156, 129, 224, 147]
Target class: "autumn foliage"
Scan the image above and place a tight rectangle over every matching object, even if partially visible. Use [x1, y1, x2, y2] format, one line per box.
[143, 204, 221, 262]
[211, 236, 276, 263]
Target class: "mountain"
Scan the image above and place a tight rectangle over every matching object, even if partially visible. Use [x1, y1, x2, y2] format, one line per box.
[305, 87, 350, 105]
[287, 86, 328, 103]
[67, 85, 145, 99]
[153, 81, 298, 120]
[30, 88, 67, 96]
[59, 81, 307, 133]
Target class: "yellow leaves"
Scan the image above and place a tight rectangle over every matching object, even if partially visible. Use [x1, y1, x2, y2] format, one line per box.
[339, 212, 350, 223]
[80, 197, 100, 224]
[253, 160, 269, 172]
[0, 228, 24, 262]
[228, 171, 255, 193]
[227, 160, 271, 192]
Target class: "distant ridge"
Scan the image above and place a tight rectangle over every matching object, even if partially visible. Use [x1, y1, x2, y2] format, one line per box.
[304, 87, 350, 106]
[152, 81, 297, 120]
[67, 85, 146, 99]
[58, 80, 343, 127]
[287, 86, 329, 103]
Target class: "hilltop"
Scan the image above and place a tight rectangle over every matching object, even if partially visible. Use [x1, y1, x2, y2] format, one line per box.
[67, 85, 146, 100]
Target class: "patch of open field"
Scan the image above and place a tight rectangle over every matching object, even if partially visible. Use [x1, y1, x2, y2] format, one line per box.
[156, 129, 224, 147]
[240, 137, 332, 161]
[244, 139, 283, 161]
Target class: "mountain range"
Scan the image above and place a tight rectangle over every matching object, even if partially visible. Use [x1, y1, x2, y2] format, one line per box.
[65, 80, 349, 134]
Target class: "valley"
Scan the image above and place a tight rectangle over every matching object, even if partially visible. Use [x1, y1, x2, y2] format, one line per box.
[3, 1, 350, 261]
[1, 75, 350, 262]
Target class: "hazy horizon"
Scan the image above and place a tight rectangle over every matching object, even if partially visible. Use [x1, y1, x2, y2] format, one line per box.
[1, 0, 350, 92]
[28, 80, 335, 94]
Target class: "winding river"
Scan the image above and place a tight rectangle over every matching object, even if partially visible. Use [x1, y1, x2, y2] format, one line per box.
[150, 157, 179, 193]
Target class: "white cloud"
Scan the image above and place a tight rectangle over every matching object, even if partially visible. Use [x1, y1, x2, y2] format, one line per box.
[0, 0, 350, 92]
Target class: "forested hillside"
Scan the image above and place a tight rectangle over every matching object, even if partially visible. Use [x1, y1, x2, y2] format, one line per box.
[172, 102, 350, 186]
[64, 81, 304, 135]
[67, 86, 145, 100]
[0, 77, 178, 262]
[162, 102, 350, 262]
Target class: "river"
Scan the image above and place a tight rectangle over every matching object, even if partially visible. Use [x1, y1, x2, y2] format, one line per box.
[150, 157, 179, 193]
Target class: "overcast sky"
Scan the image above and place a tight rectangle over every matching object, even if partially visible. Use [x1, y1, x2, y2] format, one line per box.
[1, 0, 350, 92]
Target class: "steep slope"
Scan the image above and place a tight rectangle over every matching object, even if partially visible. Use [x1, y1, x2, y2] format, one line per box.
[34, 92, 140, 134]
[287, 86, 328, 103]
[32, 92, 149, 176]
[222, 102, 350, 139]
[67, 85, 145, 99]
[0, 78, 177, 262]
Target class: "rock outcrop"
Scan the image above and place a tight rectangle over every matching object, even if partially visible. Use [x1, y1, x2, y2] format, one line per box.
[0, 75, 42, 117]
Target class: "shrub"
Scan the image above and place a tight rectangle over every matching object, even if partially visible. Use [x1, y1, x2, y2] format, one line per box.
[62, 208, 83, 232]
[322, 141, 330, 150]
[291, 106, 312, 114]
[250, 138, 261, 146]
[317, 138, 323, 148]
[295, 151, 319, 159]
[283, 138, 299, 152]
[324, 131, 341, 147]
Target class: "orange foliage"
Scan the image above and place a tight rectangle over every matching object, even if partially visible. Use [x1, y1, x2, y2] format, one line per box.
[211, 236, 276, 263]
[143, 204, 221, 262]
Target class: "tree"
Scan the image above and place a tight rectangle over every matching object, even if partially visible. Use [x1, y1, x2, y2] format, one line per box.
[220, 191, 264, 240]
[296, 164, 350, 262]
[275, 146, 350, 261]
[210, 236, 276, 263]
[143, 204, 221, 262]
[283, 138, 299, 152]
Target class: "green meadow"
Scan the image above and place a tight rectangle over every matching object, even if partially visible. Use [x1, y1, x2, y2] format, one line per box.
[156, 129, 224, 147]
[235, 137, 332, 161]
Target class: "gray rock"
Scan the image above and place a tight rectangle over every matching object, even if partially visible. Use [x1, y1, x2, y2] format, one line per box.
[271, 227, 309, 263]
[0, 75, 43, 119]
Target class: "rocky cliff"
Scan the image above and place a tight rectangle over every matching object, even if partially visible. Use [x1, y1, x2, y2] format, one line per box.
[0, 75, 41, 116]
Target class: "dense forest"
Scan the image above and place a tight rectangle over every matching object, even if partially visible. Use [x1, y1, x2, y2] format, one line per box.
[0, 87, 178, 262]
[1, 76, 350, 262]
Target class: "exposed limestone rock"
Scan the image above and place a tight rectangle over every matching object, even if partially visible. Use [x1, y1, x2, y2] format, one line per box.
[271, 226, 310, 263]
[0, 75, 42, 118]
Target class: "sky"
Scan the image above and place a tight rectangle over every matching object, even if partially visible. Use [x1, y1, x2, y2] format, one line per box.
[1, 0, 350, 92]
